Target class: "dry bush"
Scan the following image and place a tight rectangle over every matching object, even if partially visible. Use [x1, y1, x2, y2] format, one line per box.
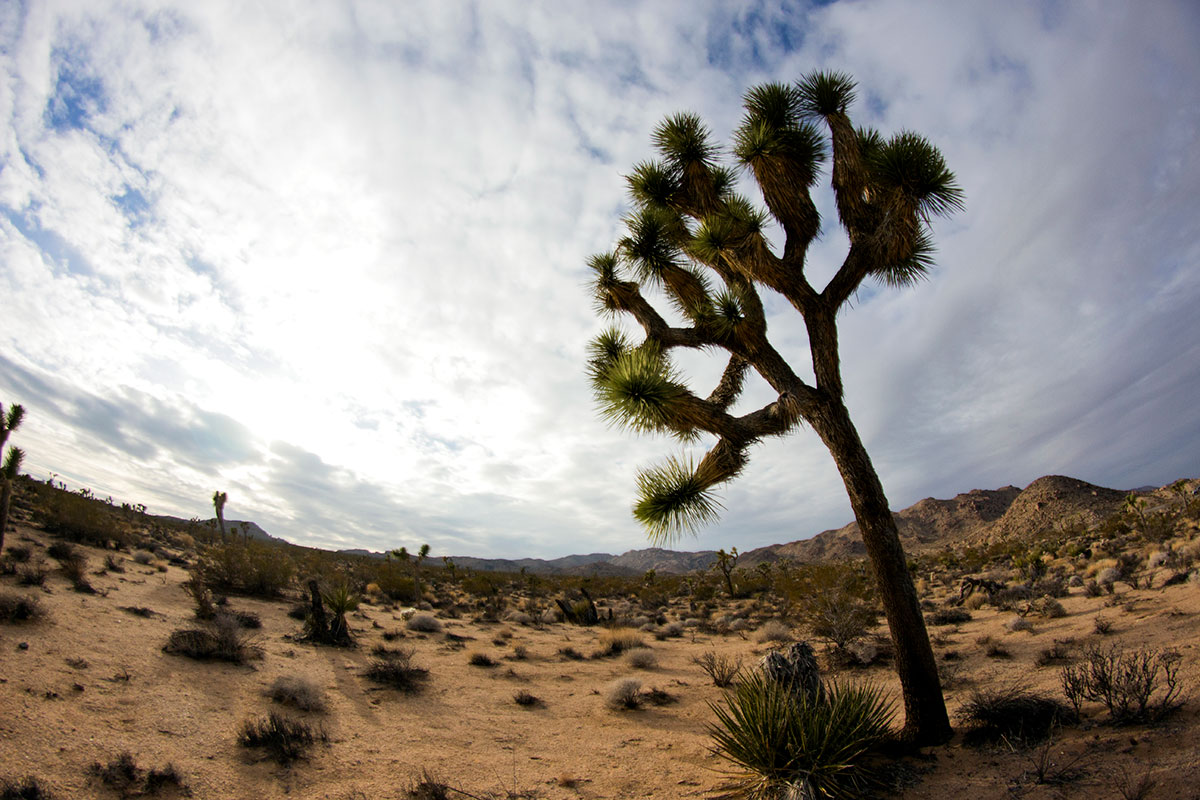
[365, 646, 428, 692]
[162, 615, 258, 663]
[958, 686, 1076, 745]
[0, 776, 55, 799]
[468, 651, 497, 667]
[755, 619, 791, 643]
[406, 613, 442, 633]
[513, 689, 540, 707]
[1061, 645, 1185, 725]
[595, 627, 644, 657]
[0, 592, 43, 624]
[696, 651, 742, 687]
[90, 751, 187, 796]
[238, 712, 325, 765]
[268, 676, 326, 713]
[627, 649, 657, 670]
[605, 678, 643, 710]
[927, 608, 972, 626]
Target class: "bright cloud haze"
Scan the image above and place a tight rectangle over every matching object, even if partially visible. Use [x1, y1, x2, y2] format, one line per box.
[2, 2, 1198, 558]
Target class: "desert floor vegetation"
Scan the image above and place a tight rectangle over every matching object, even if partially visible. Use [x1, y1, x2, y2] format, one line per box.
[1, 479, 1200, 798]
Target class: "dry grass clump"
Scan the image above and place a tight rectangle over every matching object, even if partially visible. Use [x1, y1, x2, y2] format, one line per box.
[267, 676, 326, 713]
[406, 613, 442, 633]
[89, 751, 187, 796]
[468, 651, 497, 667]
[755, 619, 791, 643]
[238, 711, 326, 765]
[0, 776, 55, 799]
[927, 607, 972, 626]
[595, 627, 645, 657]
[0, 592, 43, 624]
[162, 615, 259, 663]
[958, 686, 1077, 745]
[513, 689, 540, 707]
[604, 678, 643, 710]
[627, 649, 657, 669]
[365, 645, 428, 692]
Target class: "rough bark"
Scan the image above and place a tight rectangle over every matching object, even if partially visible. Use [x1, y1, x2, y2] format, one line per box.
[0, 478, 12, 553]
[809, 397, 951, 744]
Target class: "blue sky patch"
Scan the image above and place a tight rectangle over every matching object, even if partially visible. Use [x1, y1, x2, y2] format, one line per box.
[44, 45, 107, 133]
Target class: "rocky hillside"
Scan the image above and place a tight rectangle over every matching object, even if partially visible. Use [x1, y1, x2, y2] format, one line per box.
[740, 475, 1132, 566]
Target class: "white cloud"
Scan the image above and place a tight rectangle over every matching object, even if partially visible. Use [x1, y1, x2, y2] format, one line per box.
[1, 1, 1198, 558]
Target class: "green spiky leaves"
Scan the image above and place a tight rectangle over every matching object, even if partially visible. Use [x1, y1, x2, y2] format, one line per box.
[797, 71, 858, 118]
[587, 252, 631, 316]
[874, 226, 936, 288]
[867, 131, 964, 220]
[2, 446, 23, 479]
[627, 161, 678, 210]
[633, 455, 723, 543]
[592, 345, 689, 435]
[734, 83, 827, 187]
[619, 206, 684, 283]
[653, 113, 718, 170]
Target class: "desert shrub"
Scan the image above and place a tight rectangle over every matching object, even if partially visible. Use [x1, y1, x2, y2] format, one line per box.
[1005, 616, 1034, 633]
[365, 646, 428, 692]
[977, 636, 1010, 659]
[89, 751, 187, 796]
[162, 615, 258, 663]
[627, 649, 657, 670]
[1093, 616, 1114, 635]
[1031, 597, 1067, 619]
[708, 671, 894, 799]
[268, 676, 326, 713]
[0, 776, 55, 799]
[1060, 645, 1185, 724]
[238, 711, 325, 765]
[557, 646, 584, 661]
[45, 542, 76, 562]
[800, 592, 877, 650]
[595, 627, 645, 657]
[58, 556, 95, 594]
[118, 606, 155, 618]
[655, 621, 684, 640]
[406, 613, 442, 633]
[696, 651, 742, 687]
[4, 545, 32, 562]
[468, 652, 497, 667]
[513, 689, 540, 707]
[226, 610, 261, 629]
[0, 592, 43, 623]
[35, 491, 128, 547]
[16, 563, 45, 587]
[1036, 640, 1073, 667]
[193, 541, 294, 598]
[1082, 579, 1103, 598]
[927, 608, 972, 626]
[103, 554, 125, 573]
[957, 686, 1076, 745]
[755, 619, 791, 643]
[604, 678, 643, 710]
[132, 551, 155, 565]
[404, 771, 452, 800]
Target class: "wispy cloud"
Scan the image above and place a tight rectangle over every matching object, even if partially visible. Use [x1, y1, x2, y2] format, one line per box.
[2, 2, 1198, 558]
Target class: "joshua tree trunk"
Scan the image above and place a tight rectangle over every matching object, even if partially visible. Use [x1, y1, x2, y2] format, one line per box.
[809, 397, 950, 743]
[0, 477, 13, 552]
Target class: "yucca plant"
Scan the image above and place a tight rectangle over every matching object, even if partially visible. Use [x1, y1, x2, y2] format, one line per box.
[321, 583, 360, 643]
[586, 71, 960, 743]
[708, 671, 895, 799]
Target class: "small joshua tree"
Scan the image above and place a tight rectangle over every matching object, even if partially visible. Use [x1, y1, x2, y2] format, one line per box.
[212, 491, 228, 541]
[586, 72, 961, 743]
[0, 402, 26, 552]
[712, 547, 740, 597]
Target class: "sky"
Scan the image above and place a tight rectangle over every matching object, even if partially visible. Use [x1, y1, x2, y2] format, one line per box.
[2, 1, 1198, 560]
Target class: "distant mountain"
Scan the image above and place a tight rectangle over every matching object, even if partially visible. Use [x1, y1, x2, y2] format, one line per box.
[739, 475, 1131, 566]
[165, 475, 1184, 576]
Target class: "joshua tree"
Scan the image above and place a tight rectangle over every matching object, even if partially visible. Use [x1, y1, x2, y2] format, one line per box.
[212, 491, 228, 541]
[712, 547, 740, 597]
[0, 402, 26, 551]
[586, 72, 961, 743]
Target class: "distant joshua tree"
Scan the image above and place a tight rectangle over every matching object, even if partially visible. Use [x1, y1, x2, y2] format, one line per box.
[585, 72, 962, 743]
[212, 491, 228, 541]
[0, 402, 26, 552]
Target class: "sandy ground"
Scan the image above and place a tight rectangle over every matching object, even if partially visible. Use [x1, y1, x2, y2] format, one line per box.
[2, 522, 1199, 799]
